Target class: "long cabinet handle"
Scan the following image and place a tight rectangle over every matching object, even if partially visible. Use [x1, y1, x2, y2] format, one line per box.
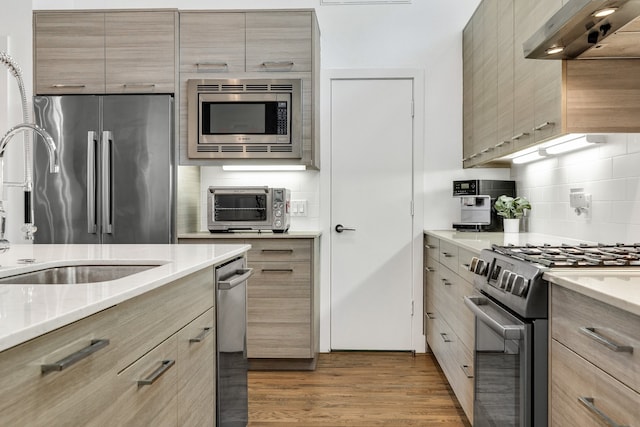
[425, 312, 435, 320]
[511, 132, 529, 140]
[579, 327, 633, 353]
[41, 339, 110, 373]
[218, 268, 253, 290]
[86, 131, 98, 234]
[425, 267, 435, 273]
[196, 62, 228, 70]
[495, 140, 510, 148]
[441, 252, 454, 258]
[480, 147, 493, 154]
[189, 327, 213, 343]
[51, 84, 86, 88]
[123, 83, 156, 88]
[261, 61, 295, 70]
[261, 249, 294, 253]
[137, 360, 175, 386]
[440, 333, 452, 343]
[425, 245, 437, 250]
[533, 121, 554, 131]
[261, 268, 294, 273]
[460, 364, 473, 378]
[578, 397, 628, 427]
[101, 131, 113, 234]
[441, 278, 452, 286]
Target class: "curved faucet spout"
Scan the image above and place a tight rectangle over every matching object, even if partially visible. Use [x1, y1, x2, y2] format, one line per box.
[0, 123, 59, 173]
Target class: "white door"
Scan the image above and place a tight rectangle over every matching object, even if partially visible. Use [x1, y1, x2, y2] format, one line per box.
[330, 78, 414, 350]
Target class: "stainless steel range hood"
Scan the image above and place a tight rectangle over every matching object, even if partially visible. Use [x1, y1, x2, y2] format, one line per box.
[524, 0, 640, 59]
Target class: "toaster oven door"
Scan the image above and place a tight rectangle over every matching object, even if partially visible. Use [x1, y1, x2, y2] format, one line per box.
[208, 188, 273, 231]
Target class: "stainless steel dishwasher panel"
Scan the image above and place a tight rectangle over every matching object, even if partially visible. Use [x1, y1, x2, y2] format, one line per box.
[215, 257, 253, 427]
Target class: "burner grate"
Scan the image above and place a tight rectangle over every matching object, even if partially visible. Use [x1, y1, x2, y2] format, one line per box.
[491, 243, 640, 267]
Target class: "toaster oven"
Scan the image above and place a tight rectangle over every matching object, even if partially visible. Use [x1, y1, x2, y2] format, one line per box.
[207, 186, 290, 233]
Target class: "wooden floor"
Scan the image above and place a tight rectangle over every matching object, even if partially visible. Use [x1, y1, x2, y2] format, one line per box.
[248, 352, 472, 426]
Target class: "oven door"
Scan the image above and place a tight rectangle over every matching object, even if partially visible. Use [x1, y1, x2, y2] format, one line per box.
[464, 295, 533, 427]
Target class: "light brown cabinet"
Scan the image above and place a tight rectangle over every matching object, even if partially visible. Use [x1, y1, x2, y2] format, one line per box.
[179, 235, 320, 370]
[34, 10, 177, 95]
[423, 234, 478, 422]
[550, 285, 640, 426]
[0, 266, 218, 426]
[463, 0, 640, 167]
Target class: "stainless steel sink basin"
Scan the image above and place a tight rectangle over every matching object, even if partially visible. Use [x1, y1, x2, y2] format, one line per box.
[0, 264, 162, 285]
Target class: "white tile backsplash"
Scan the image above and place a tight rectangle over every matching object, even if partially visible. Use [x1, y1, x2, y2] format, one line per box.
[512, 133, 640, 243]
[198, 166, 321, 232]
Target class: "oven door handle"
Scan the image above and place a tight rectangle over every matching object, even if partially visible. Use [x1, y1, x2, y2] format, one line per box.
[464, 296, 524, 340]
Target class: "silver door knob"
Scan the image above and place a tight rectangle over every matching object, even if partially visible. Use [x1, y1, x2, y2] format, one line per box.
[335, 224, 356, 233]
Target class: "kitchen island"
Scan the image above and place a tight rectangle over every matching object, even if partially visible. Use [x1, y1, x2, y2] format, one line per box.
[0, 243, 249, 426]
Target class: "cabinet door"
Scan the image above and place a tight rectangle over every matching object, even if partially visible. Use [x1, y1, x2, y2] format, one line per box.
[247, 261, 312, 358]
[0, 308, 117, 426]
[105, 11, 176, 93]
[495, 0, 515, 157]
[34, 12, 105, 94]
[177, 308, 215, 426]
[180, 12, 245, 73]
[462, 21, 474, 164]
[110, 335, 178, 427]
[246, 12, 312, 72]
[513, 0, 536, 151]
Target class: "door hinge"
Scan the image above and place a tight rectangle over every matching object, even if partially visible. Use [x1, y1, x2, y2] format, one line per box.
[411, 100, 415, 117]
[411, 300, 415, 316]
[410, 200, 414, 216]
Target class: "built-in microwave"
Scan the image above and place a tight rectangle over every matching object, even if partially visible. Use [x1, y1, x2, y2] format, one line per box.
[188, 78, 302, 159]
[207, 186, 291, 233]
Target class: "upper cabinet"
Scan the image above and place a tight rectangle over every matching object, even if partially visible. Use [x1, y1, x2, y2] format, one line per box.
[34, 10, 177, 95]
[463, 0, 640, 168]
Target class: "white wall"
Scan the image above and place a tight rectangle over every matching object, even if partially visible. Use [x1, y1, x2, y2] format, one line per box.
[1, 0, 34, 245]
[513, 133, 640, 243]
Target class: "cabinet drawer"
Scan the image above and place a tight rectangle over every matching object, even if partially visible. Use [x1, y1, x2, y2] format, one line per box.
[248, 261, 311, 298]
[0, 307, 118, 426]
[116, 267, 215, 372]
[111, 335, 178, 426]
[455, 279, 477, 352]
[551, 339, 640, 427]
[457, 247, 477, 284]
[177, 308, 215, 427]
[439, 240, 460, 272]
[248, 239, 311, 262]
[424, 235, 440, 261]
[551, 285, 640, 393]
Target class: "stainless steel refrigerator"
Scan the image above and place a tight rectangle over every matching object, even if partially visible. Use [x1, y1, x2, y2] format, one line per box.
[33, 95, 175, 244]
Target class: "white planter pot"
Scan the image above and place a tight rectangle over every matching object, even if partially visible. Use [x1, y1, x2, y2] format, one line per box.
[503, 218, 520, 233]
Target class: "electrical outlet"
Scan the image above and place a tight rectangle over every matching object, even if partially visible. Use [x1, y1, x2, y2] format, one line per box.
[569, 188, 591, 219]
[290, 200, 308, 217]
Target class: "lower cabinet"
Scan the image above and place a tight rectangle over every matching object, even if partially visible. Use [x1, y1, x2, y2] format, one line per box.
[424, 233, 478, 423]
[549, 285, 640, 426]
[0, 266, 218, 427]
[179, 235, 320, 370]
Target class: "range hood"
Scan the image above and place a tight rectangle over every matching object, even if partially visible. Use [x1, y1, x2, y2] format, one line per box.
[524, 0, 640, 59]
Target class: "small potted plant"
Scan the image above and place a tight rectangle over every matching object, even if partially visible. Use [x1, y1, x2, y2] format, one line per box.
[494, 195, 531, 233]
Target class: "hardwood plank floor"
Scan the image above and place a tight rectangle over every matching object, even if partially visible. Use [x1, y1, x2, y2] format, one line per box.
[248, 352, 472, 426]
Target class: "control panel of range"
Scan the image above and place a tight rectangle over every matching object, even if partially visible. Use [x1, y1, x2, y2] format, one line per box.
[470, 256, 531, 298]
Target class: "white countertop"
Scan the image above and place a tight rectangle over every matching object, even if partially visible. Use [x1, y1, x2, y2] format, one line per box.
[424, 230, 594, 253]
[0, 243, 250, 352]
[544, 269, 640, 317]
[178, 230, 321, 239]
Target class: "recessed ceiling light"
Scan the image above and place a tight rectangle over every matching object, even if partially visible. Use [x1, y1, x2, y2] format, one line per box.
[545, 46, 564, 55]
[593, 7, 617, 18]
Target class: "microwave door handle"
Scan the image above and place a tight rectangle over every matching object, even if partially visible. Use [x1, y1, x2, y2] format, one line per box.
[101, 131, 113, 234]
[464, 296, 524, 340]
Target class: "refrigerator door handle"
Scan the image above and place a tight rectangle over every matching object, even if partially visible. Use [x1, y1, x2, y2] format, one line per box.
[87, 131, 98, 234]
[101, 131, 113, 234]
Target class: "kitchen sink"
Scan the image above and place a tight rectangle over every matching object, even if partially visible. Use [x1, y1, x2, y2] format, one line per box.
[0, 264, 162, 285]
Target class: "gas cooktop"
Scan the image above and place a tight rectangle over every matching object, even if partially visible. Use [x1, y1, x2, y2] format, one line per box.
[491, 243, 640, 268]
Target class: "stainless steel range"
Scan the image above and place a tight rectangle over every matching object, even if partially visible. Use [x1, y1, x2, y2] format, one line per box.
[465, 243, 640, 427]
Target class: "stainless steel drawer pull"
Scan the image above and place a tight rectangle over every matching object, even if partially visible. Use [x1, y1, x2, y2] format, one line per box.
[511, 132, 529, 140]
[261, 249, 294, 253]
[425, 244, 437, 249]
[196, 62, 228, 69]
[261, 268, 294, 273]
[41, 339, 109, 373]
[189, 327, 213, 343]
[579, 327, 633, 353]
[461, 263, 471, 271]
[533, 121, 554, 131]
[51, 84, 86, 88]
[425, 312, 435, 320]
[495, 140, 510, 148]
[460, 364, 473, 378]
[261, 61, 295, 70]
[425, 267, 435, 272]
[441, 252, 454, 258]
[123, 83, 156, 88]
[441, 279, 452, 286]
[440, 333, 452, 343]
[578, 397, 628, 427]
[480, 147, 493, 154]
[137, 360, 175, 387]
[218, 268, 254, 290]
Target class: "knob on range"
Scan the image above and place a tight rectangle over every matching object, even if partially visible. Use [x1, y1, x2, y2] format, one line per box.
[469, 257, 488, 275]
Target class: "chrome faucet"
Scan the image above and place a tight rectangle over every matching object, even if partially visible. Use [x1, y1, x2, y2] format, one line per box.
[0, 123, 59, 252]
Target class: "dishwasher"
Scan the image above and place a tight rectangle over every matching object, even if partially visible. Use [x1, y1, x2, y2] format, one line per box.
[215, 256, 253, 427]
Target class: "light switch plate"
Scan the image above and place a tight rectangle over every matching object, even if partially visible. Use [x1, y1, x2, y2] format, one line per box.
[291, 200, 307, 217]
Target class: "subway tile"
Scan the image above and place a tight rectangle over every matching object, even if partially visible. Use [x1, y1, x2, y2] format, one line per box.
[566, 158, 613, 183]
[627, 178, 640, 201]
[613, 151, 640, 178]
[628, 134, 640, 154]
[583, 179, 627, 201]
